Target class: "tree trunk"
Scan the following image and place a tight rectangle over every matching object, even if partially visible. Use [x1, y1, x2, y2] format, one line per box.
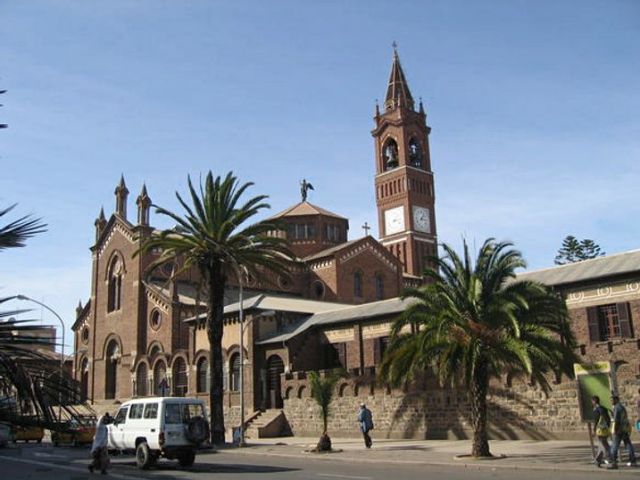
[470, 362, 491, 457]
[207, 265, 226, 446]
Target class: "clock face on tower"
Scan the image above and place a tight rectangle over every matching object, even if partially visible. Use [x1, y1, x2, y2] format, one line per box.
[384, 206, 405, 235]
[412, 206, 431, 233]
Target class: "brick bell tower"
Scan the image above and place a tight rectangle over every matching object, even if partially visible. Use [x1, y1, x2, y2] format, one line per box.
[372, 46, 437, 277]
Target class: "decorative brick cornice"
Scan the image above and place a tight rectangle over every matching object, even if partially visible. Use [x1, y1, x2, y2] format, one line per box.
[339, 239, 398, 272]
[309, 259, 334, 270]
[146, 288, 170, 313]
[566, 280, 640, 306]
[97, 219, 136, 258]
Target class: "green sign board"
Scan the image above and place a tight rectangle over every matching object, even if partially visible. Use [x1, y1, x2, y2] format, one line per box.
[574, 362, 612, 422]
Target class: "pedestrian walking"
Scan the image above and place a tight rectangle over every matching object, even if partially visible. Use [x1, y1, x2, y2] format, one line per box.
[591, 395, 612, 468]
[608, 394, 637, 469]
[636, 387, 640, 433]
[89, 412, 112, 475]
[357, 403, 374, 449]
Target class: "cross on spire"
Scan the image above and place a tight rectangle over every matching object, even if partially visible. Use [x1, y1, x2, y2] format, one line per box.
[385, 42, 414, 111]
[362, 222, 371, 236]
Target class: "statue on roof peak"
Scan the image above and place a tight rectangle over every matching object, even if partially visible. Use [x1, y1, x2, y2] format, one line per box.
[300, 179, 314, 202]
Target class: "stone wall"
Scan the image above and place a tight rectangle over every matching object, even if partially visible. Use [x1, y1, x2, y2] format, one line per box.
[281, 371, 639, 440]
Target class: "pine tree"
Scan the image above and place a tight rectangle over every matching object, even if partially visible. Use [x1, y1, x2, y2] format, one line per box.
[580, 239, 604, 260]
[554, 235, 605, 265]
[554, 235, 582, 265]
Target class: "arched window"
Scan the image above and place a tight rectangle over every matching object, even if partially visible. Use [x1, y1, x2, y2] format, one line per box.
[172, 357, 188, 397]
[230, 353, 241, 391]
[354, 271, 363, 298]
[408, 138, 422, 167]
[313, 281, 325, 299]
[80, 358, 89, 401]
[148, 342, 162, 359]
[135, 363, 148, 397]
[383, 139, 399, 170]
[375, 274, 384, 300]
[197, 357, 209, 393]
[107, 256, 123, 312]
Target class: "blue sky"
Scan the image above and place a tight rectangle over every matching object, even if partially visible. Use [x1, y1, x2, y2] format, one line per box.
[1, 1, 639, 352]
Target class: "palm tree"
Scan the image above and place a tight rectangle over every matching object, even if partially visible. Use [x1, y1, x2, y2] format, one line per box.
[137, 171, 292, 445]
[0, 205, 84, 428]
[308, 370, 343, 451]
[379, 238, 577, 457]
[0, 204, 46, 251]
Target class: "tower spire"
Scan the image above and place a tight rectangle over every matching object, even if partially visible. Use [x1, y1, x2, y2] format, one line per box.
[384, 44, 415, 112]
[136, 183, 152, 226]
[114, 175, 129, 220]
[94, 206, 107, 242]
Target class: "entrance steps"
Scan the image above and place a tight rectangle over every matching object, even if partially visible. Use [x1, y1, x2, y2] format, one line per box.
[244, 409, 291, 439]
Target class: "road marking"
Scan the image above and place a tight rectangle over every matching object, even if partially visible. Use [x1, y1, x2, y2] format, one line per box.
[33, 452, 68, 459]
[318, 474, 373, 480]
[0, 455, 141, 480]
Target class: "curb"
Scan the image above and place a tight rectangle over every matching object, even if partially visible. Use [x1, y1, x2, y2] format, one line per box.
[220, 446, 640, 474]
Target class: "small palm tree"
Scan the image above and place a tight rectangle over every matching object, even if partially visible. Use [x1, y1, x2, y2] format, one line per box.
[308, 370, 343, 451]
[380, 238, 577, 457]
[137, 171, 292, 445]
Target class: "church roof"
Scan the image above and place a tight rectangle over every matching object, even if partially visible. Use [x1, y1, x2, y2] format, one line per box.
[223, 293, 348, 315]
[269, 201, 346, 220]
[516, 249, 640, 287]
[384, 48, 414, 111]
[303, 239, 360, 262]
[256, 296, 415, 345]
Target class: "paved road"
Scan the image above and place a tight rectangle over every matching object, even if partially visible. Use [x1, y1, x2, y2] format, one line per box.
[0, 443, 635, 480]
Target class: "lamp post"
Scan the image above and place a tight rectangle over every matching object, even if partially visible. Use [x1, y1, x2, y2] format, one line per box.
[238, 276, 247, 447]
[15, 295, 65, 421]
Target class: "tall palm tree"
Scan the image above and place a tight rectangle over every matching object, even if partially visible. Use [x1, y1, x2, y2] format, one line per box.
[308, 370, 342, 451]
[137, 171, 292, 445]
[379, 238, 577, 457]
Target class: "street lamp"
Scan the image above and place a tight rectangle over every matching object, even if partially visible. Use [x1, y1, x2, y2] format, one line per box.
[238, 275, 247, 447]
[15, 294, 66, 421]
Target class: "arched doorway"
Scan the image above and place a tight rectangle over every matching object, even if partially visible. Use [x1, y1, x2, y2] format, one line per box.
[80, 358, 89, 401]
[105, 340, 119, 399]
[153, 360, 168, 396]
[172, 357, 188, 397]
[135, 363, 148, 397]
[266, 355, 285, 409]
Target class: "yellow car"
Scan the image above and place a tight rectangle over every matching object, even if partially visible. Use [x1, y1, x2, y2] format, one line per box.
[51, 416, 97, 447]
[12, 425, 44, 443]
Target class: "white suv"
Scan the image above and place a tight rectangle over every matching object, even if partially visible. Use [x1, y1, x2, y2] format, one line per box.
[108, 397, 209, 469]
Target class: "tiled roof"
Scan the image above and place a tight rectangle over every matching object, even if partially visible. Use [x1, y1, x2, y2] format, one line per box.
[269, 201, 346, 220]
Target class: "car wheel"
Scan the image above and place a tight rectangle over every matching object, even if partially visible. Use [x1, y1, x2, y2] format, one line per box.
[136, 442, 152, 470]
[178, 450, 196, 468]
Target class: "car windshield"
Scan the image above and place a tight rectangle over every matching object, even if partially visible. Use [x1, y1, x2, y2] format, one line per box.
[164, 403, 204, 425]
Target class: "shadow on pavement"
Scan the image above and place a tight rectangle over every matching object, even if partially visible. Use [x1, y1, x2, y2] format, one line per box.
[116, 459, 300, 475]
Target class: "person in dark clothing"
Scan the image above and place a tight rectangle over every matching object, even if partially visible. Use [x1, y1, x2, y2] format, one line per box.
[357, 403, 374, 449]
[608, 394, 637, 469]
[636, 388, 640, 433]
[591, 395, 612, 467]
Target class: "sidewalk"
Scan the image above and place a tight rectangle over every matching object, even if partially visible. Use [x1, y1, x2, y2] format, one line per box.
[218, 436, 640, 474]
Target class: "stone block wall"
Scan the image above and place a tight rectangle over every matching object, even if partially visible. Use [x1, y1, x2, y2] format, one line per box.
[281, 371, 639, 440]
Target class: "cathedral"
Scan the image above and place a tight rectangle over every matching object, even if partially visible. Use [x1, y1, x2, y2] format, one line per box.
[72, 50, 640, 440]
